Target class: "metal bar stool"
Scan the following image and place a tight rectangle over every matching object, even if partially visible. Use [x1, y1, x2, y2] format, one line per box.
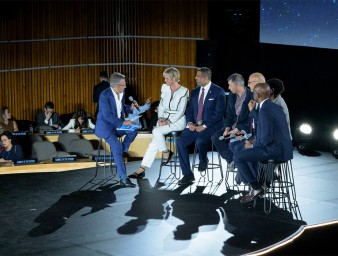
[257, 159, 301, 217]
[224, 163, 250, 192]
[191, 141, 223, 182]
[158, 131, 182, 181]
[93, 138, 116, 180]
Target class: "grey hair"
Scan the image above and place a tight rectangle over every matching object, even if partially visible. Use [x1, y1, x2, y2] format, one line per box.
[110, 72, 126, 87]
[227, 73, 245, 86]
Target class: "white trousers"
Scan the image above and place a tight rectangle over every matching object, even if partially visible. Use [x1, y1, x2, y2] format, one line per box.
[141, 124, 182, 168]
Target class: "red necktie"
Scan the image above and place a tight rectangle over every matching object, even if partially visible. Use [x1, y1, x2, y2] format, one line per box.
[196, 88, 205, 123]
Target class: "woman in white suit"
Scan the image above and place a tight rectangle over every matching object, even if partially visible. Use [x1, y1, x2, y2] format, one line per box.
[129, 67, 189, 179]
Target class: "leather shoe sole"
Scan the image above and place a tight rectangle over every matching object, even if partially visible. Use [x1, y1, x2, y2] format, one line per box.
[128, 171, 145, 179]
[177, 175, 195, 185]
[120, 178, 136, 188]
[198, 162, 208, 172]
[240, 188, 264, 203]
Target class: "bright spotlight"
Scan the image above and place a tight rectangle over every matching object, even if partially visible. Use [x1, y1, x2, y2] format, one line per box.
[299, 123, 312, 135]
[333, 129, 338, 140]
[294, 122, 313, 153]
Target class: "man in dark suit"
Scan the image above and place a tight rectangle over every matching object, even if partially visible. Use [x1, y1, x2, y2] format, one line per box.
[35, 101, 64, 131]
[176, 67, 225, 185]
[95, 72, 137, 187]
[93, 71, 110, 120]
[234, 82, 293, 203]
[211, 73, 253, 173]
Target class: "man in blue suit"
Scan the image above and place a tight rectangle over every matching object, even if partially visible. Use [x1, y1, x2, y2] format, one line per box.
[176, 67, 225, 185]
[95, 72, 138, 187]
[234, 82, 293, 203]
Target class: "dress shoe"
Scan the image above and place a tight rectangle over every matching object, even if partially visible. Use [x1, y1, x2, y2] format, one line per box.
[177, 175, 195, 185]
[120, 178, 136, 188]
[123, 152, 130, 159]
[161, 150, 174, 166]
[240, 187, 264, 203]
[128, 167, 145, 179]
[198, 162, 208, 172]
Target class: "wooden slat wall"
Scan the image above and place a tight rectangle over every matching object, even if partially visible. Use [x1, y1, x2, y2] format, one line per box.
[0, 0, 208, 121]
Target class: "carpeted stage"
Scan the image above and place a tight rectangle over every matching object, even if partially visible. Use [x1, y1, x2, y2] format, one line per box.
[0, 149, 337, 255]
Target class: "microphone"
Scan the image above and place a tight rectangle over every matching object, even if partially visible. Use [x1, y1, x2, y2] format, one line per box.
[128, 96, 140, 111]
[218, 133, 235, 141]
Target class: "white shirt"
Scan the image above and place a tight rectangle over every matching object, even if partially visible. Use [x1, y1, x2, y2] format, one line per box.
[62, 118, 95, 133]
[111, 88, 123, 118]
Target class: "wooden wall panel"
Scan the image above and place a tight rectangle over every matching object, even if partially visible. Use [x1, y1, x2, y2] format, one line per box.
[0, 0, 208, 123]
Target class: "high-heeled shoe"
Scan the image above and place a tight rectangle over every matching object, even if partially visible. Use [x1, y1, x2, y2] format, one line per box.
[161, 150, 174, 166]
[128, 166, 145, 179]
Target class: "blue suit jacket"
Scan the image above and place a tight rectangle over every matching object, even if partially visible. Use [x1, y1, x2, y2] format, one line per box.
[255, 99, 293, 161]
[95, 88, 131, 139]
[224, 88, 253, 133]
[186, 83, 225, 130]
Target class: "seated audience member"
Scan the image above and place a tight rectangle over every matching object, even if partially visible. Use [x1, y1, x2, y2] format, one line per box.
[234, 83, 293, 204]
[267, 78, 292, 139]
[0, 130, 24, 162]
[0, 106, 19, 133]
[63, 109, 95, 133]
[148, 100, 160, 131]
[125, 97, 152, 129]
[35, 101, 64, 131]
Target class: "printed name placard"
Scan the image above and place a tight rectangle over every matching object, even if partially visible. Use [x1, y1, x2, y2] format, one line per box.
[52, 155, 77, 162]
[81, 129, 95, 134]
[44, 130, 63, 135]
[14, 159, 38, 165]
[12, 131, 29, 136]
[92, 156, 114, 162]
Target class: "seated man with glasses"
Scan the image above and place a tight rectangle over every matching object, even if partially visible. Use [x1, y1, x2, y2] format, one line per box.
[95, 72, 138, 188]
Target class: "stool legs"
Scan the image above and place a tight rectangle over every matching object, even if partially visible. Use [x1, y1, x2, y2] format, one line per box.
[191, 142, 223, 182]
[94, 138, 116, 179]
[258, 160, 301, 216]
[158, 134, 181, 181]
[224, 164, 250, 192]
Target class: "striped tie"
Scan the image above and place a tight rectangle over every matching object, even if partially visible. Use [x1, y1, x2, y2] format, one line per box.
[196, 88, 205, 123]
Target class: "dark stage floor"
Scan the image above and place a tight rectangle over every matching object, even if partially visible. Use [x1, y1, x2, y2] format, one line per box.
[1, 149, 338, 255]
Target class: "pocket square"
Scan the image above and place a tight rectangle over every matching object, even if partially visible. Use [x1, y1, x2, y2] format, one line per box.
[208, 98, 215, 100]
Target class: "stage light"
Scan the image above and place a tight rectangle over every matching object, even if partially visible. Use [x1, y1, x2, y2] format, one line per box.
[299, 123, 312, 135]
[294, 123, 313, 152]
[331, 128, 338, 157]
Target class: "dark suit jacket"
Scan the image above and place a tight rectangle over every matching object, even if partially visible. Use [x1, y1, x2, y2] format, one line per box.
[93, 80, 110, 118]
[35, 111, 64, 129]
[95, 88, 132, 139]
[186, 83, 225, 130]
[255, 99, 293, 161]
[224, 88, 253, 133]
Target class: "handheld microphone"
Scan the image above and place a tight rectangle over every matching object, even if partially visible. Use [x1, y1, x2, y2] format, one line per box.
[128, 96, 140, 111]
[218, 133, 234, 141]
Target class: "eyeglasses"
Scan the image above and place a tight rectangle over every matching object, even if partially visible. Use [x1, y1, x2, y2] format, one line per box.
[116, 82, 126, 87]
